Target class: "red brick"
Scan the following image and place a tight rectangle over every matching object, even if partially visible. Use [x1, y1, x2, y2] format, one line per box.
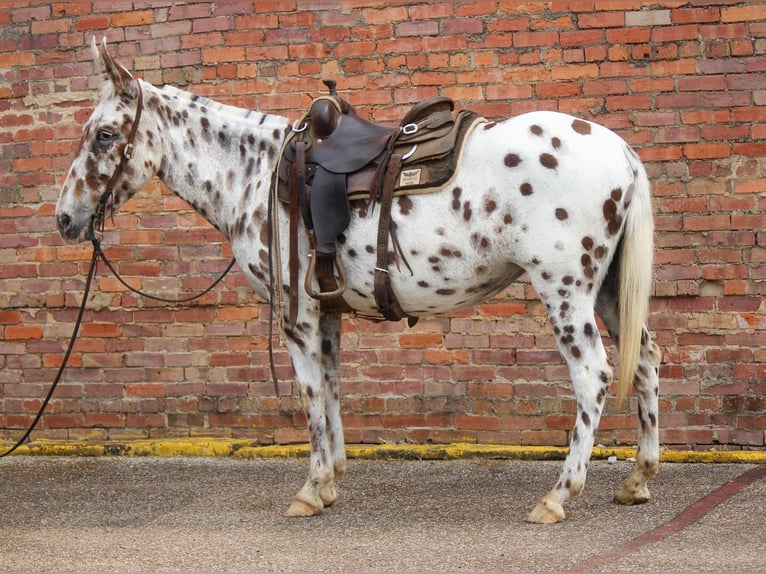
[112, 10, 152, 27]
[0, 2, 762, 449]
[721, 5, 766, 23]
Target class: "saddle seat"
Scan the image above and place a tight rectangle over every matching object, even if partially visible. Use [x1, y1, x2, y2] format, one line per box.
[276, 80, 483, 324]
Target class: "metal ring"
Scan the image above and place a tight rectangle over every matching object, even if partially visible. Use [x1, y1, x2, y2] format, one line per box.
[292, 120, 308, 132]
[402, 144, 417, 160]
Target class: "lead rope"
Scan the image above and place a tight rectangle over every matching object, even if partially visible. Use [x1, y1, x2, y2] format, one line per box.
[0, 242, 100, 458]
[0, 236, 238, 457]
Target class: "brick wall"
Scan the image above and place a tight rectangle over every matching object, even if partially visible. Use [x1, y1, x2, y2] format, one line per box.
[1, 1, 764, 450]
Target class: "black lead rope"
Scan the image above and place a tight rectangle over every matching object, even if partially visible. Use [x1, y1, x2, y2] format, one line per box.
[0, 238, 236, 458]
[0, 243, 100, 458]
[93, 241, 236, 304]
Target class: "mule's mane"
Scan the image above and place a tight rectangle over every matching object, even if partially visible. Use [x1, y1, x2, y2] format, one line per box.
[159, 83, 286, 130]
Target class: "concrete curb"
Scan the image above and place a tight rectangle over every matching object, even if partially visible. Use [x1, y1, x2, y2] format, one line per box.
[2, 438, 765, 464]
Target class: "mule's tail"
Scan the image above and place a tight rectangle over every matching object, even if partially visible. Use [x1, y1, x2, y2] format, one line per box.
[617, 152, 654, 405]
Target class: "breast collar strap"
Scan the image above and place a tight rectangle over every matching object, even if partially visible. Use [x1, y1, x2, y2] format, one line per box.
[88, 79, 144, 240]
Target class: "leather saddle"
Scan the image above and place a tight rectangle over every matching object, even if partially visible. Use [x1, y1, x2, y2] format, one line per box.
[277, 80, 482, 324]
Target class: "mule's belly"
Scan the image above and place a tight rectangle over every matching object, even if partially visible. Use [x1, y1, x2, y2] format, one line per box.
[341, 249, 525, 317]
[338, 200, 527, 317]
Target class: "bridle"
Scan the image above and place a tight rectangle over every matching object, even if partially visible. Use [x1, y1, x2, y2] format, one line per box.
[86, 79, 144, 241]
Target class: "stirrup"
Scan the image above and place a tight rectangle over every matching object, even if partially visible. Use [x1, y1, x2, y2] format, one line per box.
[305, 251, 347, 300]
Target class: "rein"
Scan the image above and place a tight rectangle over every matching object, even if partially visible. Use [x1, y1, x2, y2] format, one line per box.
[0, 79, 236, 457]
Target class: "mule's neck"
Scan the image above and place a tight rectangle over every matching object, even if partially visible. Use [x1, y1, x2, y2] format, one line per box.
[149, 83, 289, 239]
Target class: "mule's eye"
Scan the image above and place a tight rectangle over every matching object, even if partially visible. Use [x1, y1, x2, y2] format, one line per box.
[97, 129, 115, 144]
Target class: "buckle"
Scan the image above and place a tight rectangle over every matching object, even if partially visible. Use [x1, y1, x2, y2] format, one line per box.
[401, 123, 418, 135]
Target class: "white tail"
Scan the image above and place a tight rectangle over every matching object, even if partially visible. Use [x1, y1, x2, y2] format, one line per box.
[616, 155, 654, 405]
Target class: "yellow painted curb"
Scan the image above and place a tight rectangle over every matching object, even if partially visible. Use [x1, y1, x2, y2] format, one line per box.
[2, 439, 764, 464]
[0, 438, 258, 458]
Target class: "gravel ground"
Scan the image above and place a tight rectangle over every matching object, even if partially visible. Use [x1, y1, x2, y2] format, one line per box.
[0, 457, 763, 573]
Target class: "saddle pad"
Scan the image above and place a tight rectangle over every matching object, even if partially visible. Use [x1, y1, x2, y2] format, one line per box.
[347, 113, 485, 200]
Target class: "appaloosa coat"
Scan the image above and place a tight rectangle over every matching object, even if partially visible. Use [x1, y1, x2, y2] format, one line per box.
[55, 39, 661, 523]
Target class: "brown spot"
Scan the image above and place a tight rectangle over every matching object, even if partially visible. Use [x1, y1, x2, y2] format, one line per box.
[608, 214, 623, 235]
[439, 247, 462, 258]
[581, 411, 591, 426]
[484, 198, 497, 214]
[436, 288, 456, 295]
[503, 213, 513, 225]
[581, 236, 594, 251]
[463, 201, 472, 221]
[530, 124, 543, 136]
[555, 208, 568, 220]
[520, 182, 533, 196]
[603, 198, 617, 222]
[540, 153, 558, 169]
[504, 153, 522, 168]
[551, 137, 561, 149]
[563, 275, 574, 285]
[452, 187, 461, 210]
[611, 187, 623, 202]
[594, 245, 607, 259]
[483, 122, 497, 130]
[571, 346, 582, 359]
[398, 196, 413, 215]
[572, 119, 591, 135]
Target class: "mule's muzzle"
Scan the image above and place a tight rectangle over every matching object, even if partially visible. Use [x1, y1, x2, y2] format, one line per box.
[56, 211, 89, 243]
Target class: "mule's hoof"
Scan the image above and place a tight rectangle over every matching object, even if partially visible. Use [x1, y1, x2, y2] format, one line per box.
[527, 499, 566, 524]
[285, 497, 323, 517]
[320, 485, 339, 507]
[614, 485, 651, 506]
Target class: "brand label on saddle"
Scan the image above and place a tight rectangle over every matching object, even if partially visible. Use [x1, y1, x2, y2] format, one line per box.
[399, 168, 422, 187]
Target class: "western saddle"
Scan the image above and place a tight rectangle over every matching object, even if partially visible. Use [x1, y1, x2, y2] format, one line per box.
[276, 80, 483, 326]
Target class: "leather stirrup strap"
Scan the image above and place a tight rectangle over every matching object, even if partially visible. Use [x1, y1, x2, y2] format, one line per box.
[373, 154, 411, 322]
[289, 138, 307, 328]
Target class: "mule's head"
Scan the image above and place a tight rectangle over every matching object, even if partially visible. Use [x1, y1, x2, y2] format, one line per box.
[56, 38, 159, 242]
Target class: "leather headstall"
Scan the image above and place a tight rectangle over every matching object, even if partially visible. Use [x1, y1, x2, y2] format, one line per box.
[88, 79, 144, 240]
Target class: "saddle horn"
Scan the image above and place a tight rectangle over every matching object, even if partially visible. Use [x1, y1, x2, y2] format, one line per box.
[322, 79, 337, 96]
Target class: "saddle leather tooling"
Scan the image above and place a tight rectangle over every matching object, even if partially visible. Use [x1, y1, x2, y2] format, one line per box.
[277, 80, 483, 325]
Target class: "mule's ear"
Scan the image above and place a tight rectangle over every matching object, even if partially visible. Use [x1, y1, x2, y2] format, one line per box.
[91, 36, 137, 98]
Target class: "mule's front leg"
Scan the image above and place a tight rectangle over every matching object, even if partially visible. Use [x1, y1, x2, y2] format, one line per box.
[284, 336, 338, 517]
[320, 313, 346, 479]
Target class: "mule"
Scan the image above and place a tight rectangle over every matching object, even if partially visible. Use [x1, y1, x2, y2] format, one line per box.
[55, 39, 661, 523]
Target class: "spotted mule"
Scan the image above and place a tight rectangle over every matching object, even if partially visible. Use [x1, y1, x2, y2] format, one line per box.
[55, 39, 661, 523]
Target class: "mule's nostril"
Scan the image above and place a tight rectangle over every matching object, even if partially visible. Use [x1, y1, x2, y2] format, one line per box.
[58, 213, 71, 230]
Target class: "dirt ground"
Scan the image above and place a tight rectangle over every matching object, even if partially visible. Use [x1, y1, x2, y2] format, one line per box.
[1, 456, 764, 573]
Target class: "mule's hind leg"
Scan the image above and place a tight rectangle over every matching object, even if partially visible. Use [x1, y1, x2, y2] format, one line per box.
[615, 327, 661, 505]
[595, 291, 661, 505]
[527, 292, 612, 524]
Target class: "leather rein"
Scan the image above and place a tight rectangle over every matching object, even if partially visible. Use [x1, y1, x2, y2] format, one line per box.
[0, 79, 235, 457]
